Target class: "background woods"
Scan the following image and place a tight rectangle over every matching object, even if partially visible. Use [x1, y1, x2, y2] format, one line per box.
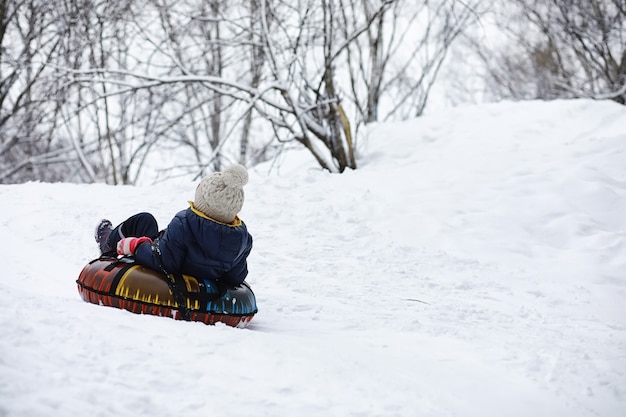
[1, 0, 624, 184]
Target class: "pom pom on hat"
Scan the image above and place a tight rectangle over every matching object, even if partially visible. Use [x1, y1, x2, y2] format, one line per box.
[194, 164, 248, 224]
[222, 164, 248, 188]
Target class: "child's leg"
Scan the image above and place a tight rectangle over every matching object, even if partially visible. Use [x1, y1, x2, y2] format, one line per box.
[108, 212, 159, 248]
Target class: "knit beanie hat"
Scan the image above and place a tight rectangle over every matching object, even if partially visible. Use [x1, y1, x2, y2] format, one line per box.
[194, 164, 248, 224]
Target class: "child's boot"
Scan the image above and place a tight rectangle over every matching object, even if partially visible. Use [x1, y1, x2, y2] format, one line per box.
[94, 219, 114, 256]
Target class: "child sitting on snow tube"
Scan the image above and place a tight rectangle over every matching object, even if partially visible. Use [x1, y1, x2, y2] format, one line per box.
[94, 164, 253, 288]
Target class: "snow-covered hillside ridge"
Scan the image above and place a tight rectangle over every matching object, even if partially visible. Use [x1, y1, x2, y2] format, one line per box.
[362, 99, 626, 291]
[0, 99, 624, 417]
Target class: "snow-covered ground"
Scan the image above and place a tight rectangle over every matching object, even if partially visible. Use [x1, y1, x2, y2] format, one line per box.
[1, 99, 624, 417]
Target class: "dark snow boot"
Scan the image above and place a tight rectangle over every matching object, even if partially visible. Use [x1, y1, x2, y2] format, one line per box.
[94, 219, 114, 256]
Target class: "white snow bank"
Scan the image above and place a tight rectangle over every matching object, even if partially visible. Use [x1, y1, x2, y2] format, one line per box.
[0, 99, 624, 417]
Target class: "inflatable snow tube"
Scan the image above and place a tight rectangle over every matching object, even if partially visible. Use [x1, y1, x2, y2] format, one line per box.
[76, 257, 257, 328]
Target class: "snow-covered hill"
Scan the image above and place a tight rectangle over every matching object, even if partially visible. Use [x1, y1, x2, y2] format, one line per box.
[1, 99, 624, 416]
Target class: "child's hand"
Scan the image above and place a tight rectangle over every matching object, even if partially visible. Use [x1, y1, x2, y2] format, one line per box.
[116, 237, 152, 256]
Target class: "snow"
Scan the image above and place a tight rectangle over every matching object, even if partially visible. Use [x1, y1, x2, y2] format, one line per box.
[1, 99, 625, 417]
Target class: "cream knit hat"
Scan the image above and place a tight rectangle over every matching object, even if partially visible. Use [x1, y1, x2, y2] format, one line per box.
[194, 164, 248, 223]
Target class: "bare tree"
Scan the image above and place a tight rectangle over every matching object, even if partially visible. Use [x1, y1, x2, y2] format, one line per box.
[0, 0, 70, 182]
[256, 0, 358, 172]
[480, 0, 626, 104]
[338, 0, 484, 131]
[239, 0, 268, 167]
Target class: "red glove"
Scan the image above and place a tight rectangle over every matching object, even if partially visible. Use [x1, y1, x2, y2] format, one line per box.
[116, 237, 152, 256]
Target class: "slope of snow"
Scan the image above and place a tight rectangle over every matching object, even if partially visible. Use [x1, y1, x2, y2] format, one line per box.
[1, 99, 624, 416]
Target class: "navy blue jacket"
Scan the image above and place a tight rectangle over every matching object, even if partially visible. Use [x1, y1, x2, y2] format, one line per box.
[134, 203, 253, 286]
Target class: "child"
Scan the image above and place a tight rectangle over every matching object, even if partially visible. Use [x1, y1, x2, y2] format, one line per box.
[94, 164, 253, 286]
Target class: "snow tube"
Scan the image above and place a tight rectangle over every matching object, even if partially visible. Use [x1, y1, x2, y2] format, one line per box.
[76, 257, 257, 328]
